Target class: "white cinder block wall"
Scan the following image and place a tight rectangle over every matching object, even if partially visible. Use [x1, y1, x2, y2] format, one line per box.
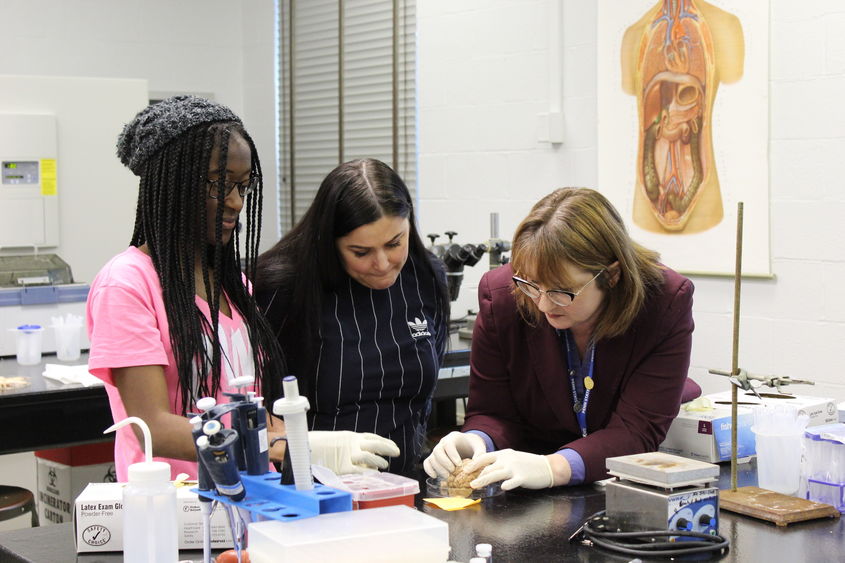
[416, 0, 845, 402]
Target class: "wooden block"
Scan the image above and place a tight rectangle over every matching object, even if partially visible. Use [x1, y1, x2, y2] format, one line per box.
[719, 486, 841, 526]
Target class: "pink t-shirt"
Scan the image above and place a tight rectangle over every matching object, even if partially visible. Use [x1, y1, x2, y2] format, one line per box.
[87, 246, 256, 481]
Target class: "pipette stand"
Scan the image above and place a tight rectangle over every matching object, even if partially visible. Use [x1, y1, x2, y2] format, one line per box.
[193, 472, 352, 522]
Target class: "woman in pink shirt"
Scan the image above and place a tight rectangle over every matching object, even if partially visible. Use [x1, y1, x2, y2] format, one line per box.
[88, 96, 396, 480]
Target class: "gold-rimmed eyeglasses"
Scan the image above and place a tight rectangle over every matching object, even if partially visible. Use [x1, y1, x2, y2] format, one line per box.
[512, 269, 605, 307]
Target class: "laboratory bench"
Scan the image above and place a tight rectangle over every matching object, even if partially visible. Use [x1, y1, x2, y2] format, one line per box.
[0, 352, 112, 455]
[435, 330, 472, 397]
[0, 459, 841, 562]
[0, 333, 472, 456]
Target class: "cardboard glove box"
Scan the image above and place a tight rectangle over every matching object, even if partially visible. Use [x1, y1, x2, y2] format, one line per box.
[74, 482, 233, 553]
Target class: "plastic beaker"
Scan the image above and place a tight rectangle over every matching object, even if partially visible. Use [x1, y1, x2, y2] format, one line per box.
[53, 323, 81, 362]
[753, 426, 804, 495]
[14, 324, 44, 366]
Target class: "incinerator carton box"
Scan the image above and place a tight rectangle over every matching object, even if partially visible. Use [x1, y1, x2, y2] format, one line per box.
[659, 391, 839, 463]
[74, 482, 233, 553]
[36, 442, 115, 526]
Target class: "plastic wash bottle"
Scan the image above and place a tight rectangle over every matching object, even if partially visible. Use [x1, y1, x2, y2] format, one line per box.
[105, 416, 178, 563]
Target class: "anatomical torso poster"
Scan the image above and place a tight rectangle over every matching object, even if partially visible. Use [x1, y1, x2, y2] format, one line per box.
[598, 0, 770, 276]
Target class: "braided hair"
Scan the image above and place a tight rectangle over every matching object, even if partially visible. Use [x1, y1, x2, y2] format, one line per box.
[123, 103, 284, 414]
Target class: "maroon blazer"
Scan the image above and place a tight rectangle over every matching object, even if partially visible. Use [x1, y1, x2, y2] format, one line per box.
[463, 263, 695, 483]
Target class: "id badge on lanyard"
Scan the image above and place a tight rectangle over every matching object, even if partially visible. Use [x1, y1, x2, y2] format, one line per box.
[563, 331, 595, 438]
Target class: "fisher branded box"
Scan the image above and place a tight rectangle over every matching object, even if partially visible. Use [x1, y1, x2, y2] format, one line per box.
[659, 391, 839, 463]
[74, 482, 233, 552]
[659, 395, 755, 463]
[35, 442, 115, 525]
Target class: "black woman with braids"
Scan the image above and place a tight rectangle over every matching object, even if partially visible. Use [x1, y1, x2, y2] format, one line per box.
[87, 96, 397, 481]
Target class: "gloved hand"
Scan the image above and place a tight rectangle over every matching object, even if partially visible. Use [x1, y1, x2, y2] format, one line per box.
[423, 431, 487, 478]
[467, 449, 554, 491]
[308, 431, 400, 474]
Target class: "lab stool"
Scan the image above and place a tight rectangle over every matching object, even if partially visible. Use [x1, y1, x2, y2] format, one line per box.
[0, 485, 39, 527]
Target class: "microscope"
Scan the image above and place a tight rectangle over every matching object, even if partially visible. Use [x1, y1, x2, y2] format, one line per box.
[428, 213, 511, 339]
[426, 231, 487, 302]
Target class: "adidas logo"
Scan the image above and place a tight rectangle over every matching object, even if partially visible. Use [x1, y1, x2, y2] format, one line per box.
[407, 317, 431, 339]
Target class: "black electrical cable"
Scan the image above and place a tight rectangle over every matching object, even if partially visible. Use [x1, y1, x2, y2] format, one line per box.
[570, 510, 730, 559]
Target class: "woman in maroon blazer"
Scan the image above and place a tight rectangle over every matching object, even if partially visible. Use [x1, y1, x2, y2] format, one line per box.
[424, 188, 701, 490]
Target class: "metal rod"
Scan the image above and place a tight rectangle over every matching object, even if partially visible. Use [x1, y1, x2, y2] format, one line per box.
[730, 201, 744, 491]
[338, 0, 344, 164]
[489, 212, 503, 270]
[391, 0, 399, 170]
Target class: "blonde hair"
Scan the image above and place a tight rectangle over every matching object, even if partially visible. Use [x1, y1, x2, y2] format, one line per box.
[511, 187, 663, 341]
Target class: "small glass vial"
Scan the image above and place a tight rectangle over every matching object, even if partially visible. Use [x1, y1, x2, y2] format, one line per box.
[476, 542, 492, 561]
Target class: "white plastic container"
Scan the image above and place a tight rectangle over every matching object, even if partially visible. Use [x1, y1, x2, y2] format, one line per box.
[105, 417, 178, 563]
[751, 404, 809, 496]
[51, 315, 82, 362]
[752, 426, 804, 496]
[248, 505, 449, 562]
[13, 324, 43, 365]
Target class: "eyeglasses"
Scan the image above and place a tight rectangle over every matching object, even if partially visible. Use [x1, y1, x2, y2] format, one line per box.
[205, 175, 259, 200]
[512, 269, 605, 307]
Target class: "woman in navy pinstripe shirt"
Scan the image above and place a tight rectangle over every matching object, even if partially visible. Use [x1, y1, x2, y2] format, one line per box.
[256, 159, 450, 475]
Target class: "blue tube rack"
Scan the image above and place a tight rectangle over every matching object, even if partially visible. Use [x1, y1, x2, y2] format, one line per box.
[193, 471, 352, 521]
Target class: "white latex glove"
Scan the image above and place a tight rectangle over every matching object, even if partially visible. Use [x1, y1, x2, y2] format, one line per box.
[423, 431, 487, 478]
[307, 431, 400, 475]
[468, 449, 554, 491]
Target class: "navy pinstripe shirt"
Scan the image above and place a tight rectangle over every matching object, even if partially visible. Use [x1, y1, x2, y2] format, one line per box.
[263, 253, 447, 475]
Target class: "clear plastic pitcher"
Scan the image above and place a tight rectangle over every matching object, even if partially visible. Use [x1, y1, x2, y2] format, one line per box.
[751, 428, 804, 496]
[752, 404, 809, 496]
[753, 425, 804, 496]
[14, 324, 44, 366]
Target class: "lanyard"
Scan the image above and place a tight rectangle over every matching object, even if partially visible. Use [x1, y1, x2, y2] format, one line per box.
[563, 330, 595, 438]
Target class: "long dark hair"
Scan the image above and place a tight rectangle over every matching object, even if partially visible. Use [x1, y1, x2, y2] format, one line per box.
[130, 121, 285, 414]
[255, 158, 449, 395]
